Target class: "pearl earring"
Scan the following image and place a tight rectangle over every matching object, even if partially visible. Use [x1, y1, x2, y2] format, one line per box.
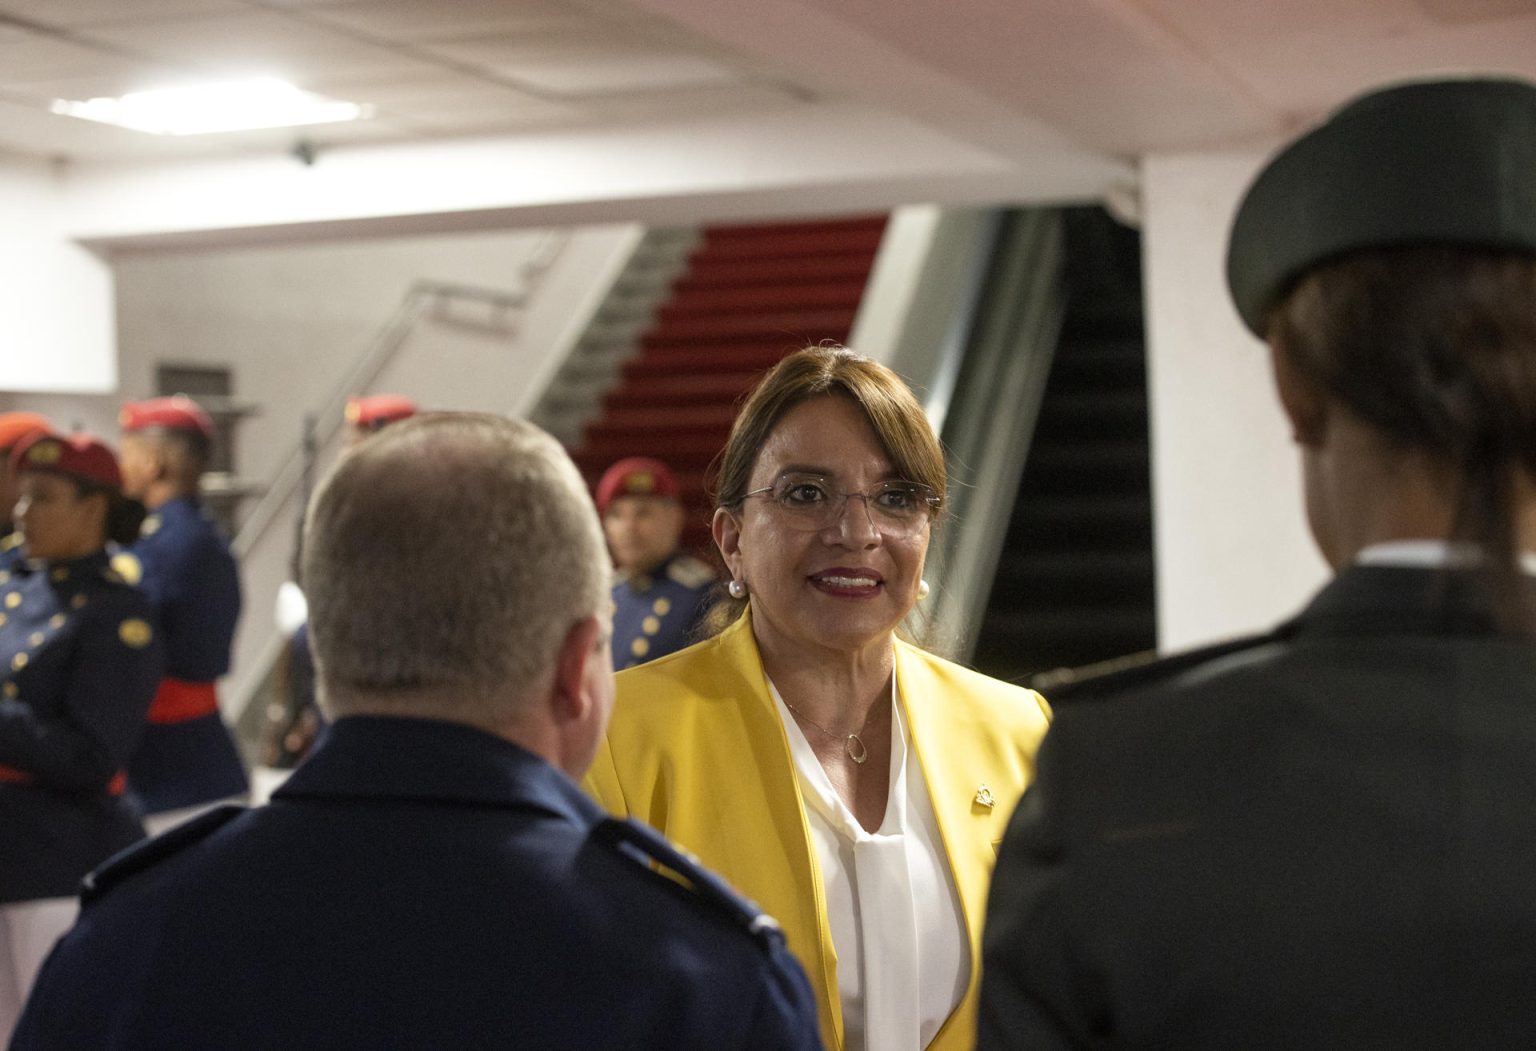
[917, 579, 930, 599]
[728, 579, 748, 599]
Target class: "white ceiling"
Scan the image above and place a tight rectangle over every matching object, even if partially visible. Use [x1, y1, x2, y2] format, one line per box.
[3, 0, 1535, 185]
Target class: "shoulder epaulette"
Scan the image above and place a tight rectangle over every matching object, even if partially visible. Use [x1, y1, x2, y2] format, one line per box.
[666, 556, 717, 591]
[592, 817, 783, 948]
[80, 804, 244, 904]
[1027, 629, 1288, 703]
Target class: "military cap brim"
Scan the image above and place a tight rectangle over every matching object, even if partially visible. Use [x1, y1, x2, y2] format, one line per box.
[1226, 77, 1536, 338]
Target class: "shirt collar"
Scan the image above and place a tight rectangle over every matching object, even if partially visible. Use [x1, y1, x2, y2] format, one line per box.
[1356, 540, 1536, 576]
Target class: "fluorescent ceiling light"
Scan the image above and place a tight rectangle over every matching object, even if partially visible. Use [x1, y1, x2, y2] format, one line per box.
[51, 77, 371, 136]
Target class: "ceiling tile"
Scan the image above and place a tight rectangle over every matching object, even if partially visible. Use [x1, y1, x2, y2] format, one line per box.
[78, 9, 428, 79]
[0, 0, 242, 28]
[297, 0, 598, 42]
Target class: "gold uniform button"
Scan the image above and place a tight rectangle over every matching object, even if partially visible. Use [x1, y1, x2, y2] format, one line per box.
[0, 571, 8, 584]
[630, 637, 650, 658]
[48, 614, 65, 629]
[11, 652, 27, 671]
[118, 619, 153, 649]
[641, 615, 661, 636]
[4, 593, 19, 609]
[27, 632, 43, 647]
[71, 595, 87, 610]
[652, 597, 672, 616]
[50, 567, 69, 583]
[2, 682, 16, 699]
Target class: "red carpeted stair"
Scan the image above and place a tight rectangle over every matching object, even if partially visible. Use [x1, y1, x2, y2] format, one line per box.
[570, 214, 888, 556]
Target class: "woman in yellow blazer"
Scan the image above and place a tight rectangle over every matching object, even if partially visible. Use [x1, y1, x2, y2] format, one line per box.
[586, 346, 1051, 1051]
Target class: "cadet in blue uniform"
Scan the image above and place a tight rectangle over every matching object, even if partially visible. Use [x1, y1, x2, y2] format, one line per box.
[596, 456, 716, 669]
[0, 431, 162, 1039]
[0, 413, 51, 571]
[117, 396, 246, 825]
[13, 413, 820, 1050]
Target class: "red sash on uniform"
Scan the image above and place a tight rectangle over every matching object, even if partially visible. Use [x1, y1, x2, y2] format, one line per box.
[146, 677, 219, 724]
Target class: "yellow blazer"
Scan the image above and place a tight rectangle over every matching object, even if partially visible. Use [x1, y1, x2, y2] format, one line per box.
[584, 613, 1052, 1051]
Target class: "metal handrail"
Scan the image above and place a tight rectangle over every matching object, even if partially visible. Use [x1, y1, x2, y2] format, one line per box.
[231, 234, 566, 560]
[923, 209, 1066, 661]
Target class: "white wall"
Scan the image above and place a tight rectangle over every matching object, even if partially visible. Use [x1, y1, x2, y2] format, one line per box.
[1140, 150, 1330, 652]
[0, 160, 114, 393]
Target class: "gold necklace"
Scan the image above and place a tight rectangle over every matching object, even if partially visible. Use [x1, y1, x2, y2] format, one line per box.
[783, 698, 872, 764]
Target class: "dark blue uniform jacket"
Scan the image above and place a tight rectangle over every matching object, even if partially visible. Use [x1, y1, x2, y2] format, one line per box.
[612, 552, 715, 670]
[13, 716, 824, 1050]
[124, 496, 247, 811]
[0, 551, 163, 902]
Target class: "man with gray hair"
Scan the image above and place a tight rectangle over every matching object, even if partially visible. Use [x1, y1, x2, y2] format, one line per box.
[12, 413, 821, 1050]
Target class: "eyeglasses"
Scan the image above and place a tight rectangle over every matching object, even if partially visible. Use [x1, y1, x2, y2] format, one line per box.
[741, 473, 940, 537]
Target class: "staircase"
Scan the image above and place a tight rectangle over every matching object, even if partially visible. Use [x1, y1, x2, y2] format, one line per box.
[568, 214, 888, 555]
[970, 207, 1156, 684]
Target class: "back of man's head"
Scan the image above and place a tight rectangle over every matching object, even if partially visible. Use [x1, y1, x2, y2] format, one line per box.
[303, 413, 610, 736]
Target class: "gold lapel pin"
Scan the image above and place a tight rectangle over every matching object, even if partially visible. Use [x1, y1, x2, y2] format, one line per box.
[974, 784, 995, 809]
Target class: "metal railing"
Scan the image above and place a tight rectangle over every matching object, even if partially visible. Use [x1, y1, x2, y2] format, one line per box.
[232, 235, 565, 561]
[923, 209, 1067, 662]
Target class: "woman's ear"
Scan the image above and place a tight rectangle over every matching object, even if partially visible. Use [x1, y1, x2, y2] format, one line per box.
[1269, 338, 1329, 448]
[712, 506, 743, 579]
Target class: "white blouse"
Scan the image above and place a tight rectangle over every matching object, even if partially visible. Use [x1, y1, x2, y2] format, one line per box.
[769, 676, 968, 1051]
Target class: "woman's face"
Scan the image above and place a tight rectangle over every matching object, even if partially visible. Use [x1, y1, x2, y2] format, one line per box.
[715, 395, 932, 662]
[15, 473, 105, 562]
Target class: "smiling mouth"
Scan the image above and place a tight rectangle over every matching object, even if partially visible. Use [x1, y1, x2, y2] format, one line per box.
[809, 572, 883, 596]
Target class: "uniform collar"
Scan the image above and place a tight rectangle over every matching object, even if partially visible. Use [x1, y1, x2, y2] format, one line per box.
[618, 550, 681, 588]
[16, 548, 110, 580]
[275, 715, 601, 827]
[1290, 562, 1536, 639]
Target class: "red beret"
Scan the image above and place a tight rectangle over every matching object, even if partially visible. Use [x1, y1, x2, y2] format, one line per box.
[595, 457, 680, 515]
[119, 396, 214, 441]
[10, 431, 122, 491]
[0, 412, 52, 453]
[345, 394, 417, 431]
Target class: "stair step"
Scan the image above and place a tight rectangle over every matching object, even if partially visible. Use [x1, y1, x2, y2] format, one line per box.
[622, 344, 801, 375]
[594, 404, 741, 432]
[1047, 338, 1147, 390]
[988, 551, 1155, 606]
[701, 216, 887, 244]
[673, 254, 881, 291]
[1006, 494, 1153, 550]
[604, 371, 765, 409]
[1020, 441, 1151, 494]
[1033, 392, 1148, 442]
[658, 280, 870, 319]
[692, 225, 885, 263]
[642, 308, 859, 345]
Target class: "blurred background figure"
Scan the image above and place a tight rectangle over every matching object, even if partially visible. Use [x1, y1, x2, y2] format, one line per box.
[0, 431, 162, 1041]
[12, 413, 819, 1051]
[117, 396, 246, 832]
[980, 77, 1536, 1049]
[0, 414, 51, 556]
[261, 393, 418, 774]
[596, 456, 716, 670]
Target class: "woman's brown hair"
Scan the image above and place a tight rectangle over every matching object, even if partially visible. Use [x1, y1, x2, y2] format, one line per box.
[1271, 245, 1536, 632]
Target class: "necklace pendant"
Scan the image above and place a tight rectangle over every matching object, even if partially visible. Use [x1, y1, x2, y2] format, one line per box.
[845, 734, 868, 764]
